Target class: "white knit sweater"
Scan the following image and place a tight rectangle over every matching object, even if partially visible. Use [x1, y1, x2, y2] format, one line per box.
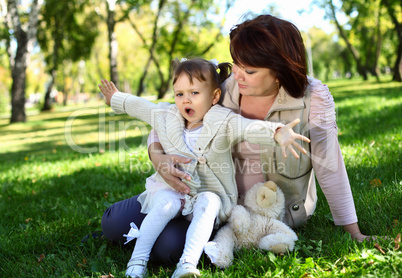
[111, 92, 282, 223]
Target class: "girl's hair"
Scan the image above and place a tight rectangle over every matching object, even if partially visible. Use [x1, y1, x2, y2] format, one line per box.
[172, 58, 232, 90]
[229, 14, 308, 98]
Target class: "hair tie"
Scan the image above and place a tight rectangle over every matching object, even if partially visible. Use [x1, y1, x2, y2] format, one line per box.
[209, 58, 219, 67]
[180, 58, 188, 62]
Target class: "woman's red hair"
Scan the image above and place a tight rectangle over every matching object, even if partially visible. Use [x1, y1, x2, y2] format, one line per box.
[230, 15, 308, 98]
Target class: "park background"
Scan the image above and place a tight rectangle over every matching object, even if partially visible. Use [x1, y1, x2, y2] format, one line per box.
[0, 0, 401, 277]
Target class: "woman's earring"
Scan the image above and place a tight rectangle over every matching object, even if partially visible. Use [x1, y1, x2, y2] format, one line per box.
[277, 82, 287, 104]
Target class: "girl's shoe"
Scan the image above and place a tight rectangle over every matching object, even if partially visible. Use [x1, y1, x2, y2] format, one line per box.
[171, 259, 200, 278]
[125, 259, 148, 278]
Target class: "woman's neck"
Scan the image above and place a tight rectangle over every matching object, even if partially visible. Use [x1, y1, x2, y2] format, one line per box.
[239, 94, 277, 120]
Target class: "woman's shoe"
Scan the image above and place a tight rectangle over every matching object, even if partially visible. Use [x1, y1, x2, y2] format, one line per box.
[125, 259, 148, 278]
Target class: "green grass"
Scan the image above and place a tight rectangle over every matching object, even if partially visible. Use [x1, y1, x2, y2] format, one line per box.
[1, 78, 401, 277]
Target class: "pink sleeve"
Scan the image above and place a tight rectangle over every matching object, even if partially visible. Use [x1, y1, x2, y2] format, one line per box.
[147, 129, 160, 148]
[309, 78, 358, 226]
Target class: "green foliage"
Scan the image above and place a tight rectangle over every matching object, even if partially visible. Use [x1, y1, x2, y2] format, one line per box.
[312, 0, 399, 79]
[37, 0, 100, 69]
[0, 78, 401, 277]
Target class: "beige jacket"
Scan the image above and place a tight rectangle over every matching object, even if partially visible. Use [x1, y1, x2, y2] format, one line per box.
[111, 92, 283, 224]
[221, 75, 315, 228]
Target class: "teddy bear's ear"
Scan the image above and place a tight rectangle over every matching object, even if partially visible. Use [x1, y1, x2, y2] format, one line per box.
[263, 181, 278, 192]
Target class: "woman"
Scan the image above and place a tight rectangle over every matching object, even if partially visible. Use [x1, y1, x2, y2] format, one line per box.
[101, 14, 370, 265]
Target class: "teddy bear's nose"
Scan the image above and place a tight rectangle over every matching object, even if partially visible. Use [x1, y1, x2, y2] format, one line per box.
[257, 187, 277, 208]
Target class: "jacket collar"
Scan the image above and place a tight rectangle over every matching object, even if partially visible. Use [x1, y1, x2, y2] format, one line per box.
[266, 87, 305, 118]
[164, 104, 231, 156]
[193, 105, 231, 156]
[165, 105, 191, 154]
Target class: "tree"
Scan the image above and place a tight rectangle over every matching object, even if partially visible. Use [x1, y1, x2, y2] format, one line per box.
[304, 27, 346, 81]
[128, 0, 233, 98]
[381, 0, 402, 81]
[315, 0, 398, 81]
[37, 0, 99, 110]
[128, 0, 166, 96]
[96, 0, 146, 86]
[2, 0, 42, 123]
[327, 0, 368, 79]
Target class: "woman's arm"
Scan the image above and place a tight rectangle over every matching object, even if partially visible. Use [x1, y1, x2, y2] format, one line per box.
[148, 130, 192, 194]
[309, 78, 370, 241]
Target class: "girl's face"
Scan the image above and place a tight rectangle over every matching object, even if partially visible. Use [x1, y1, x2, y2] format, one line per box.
[173, 73, 221, 129]
[232, 63, 278, 97]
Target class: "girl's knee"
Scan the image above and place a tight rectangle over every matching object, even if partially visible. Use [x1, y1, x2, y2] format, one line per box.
[153, 190, 182, 216]
[194, 192, 221, 213]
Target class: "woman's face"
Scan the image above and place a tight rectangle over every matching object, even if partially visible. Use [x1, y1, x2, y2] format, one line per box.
[232, 63, 278, 97]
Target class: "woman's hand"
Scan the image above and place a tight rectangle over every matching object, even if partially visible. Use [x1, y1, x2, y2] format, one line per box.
[149, 142, 192, 194]
[98, 79, 119, 106]
[344, 223, 376, 242]
[274, 118, 311, 159]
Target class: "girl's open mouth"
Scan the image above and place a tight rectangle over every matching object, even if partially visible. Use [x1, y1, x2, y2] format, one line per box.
[185, 108, 195, 117]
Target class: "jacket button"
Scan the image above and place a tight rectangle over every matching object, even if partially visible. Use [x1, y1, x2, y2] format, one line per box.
[292, 204, 299, 211]
[198, 156, 207, 164]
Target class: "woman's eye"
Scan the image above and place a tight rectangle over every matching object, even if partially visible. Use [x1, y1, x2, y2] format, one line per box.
[245, 70, 255, 74]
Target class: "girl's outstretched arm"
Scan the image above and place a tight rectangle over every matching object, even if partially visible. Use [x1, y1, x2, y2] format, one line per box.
[98, 79, 119, 105]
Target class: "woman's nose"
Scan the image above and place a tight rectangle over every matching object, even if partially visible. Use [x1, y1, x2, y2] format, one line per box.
[233, 65, 244, 81]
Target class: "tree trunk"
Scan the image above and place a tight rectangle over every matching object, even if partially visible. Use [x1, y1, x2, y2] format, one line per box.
[42, 69, 55, 111]
[137, 58, 152, 96]
[129, 0, 166, 96]
[393, 43, 402, 82]
[157, 1, 195, 99]
[107, 1, 119, 85]
[10, 51, 27, 122]
[7, 0, 41, 123]
[382, 0, 402, 82]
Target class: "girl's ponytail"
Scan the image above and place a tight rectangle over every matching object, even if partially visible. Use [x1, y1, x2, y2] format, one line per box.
[216, 62, 232, 85]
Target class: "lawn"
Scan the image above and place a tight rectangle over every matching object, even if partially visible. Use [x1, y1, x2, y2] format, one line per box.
[0, 77, 401, 277]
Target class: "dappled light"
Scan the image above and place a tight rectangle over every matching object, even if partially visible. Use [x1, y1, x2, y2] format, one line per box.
[1, 0, 401, 276]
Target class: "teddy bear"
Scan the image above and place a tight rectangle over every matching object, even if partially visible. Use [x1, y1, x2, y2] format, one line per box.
[204, 181, 298, 268]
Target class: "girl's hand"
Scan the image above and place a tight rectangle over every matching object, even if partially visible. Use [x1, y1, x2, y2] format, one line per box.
[274, 118, 310, 159]
[98, 79, 119, 105]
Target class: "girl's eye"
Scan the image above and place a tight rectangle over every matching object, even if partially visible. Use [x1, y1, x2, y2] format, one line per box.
[175, 93, 183, 97]
[192, 91, 199, 95]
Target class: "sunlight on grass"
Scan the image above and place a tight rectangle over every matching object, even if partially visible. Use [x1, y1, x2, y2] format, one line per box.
[0, 79, 401, 277]
[0, 105, 151, 158]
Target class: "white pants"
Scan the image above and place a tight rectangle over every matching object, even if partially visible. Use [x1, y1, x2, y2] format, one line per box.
[129, 189, 221, 266]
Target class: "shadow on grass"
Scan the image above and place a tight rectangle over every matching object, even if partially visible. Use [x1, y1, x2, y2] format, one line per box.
[0, 134, 148, 165]
[0, 165, 143, 274]
[1, 164, 150, 227]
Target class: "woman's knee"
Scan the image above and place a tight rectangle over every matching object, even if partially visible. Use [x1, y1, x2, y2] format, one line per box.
[101, 195, 146, 243]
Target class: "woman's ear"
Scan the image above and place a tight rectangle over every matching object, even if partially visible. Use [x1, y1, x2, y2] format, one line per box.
[212, 88, 221, 105]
